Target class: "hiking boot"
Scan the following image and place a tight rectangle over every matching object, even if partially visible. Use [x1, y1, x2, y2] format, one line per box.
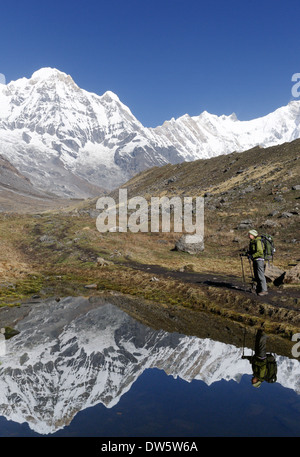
[258, 291, 268, 296]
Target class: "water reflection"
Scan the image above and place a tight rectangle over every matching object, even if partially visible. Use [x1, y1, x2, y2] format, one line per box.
[0, 326, 20, 356]
[242, 329, 278, 388]
[0, 296, 299, 436]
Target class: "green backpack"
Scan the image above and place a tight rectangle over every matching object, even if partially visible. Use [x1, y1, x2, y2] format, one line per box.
[265, 354, 277, 383]
[260, 234, 275, 261]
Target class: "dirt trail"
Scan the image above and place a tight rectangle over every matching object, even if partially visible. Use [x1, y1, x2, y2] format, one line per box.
[119, 259, 300, 312]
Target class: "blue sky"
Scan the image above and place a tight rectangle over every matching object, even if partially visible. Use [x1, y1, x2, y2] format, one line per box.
[1, 0, 300, 126]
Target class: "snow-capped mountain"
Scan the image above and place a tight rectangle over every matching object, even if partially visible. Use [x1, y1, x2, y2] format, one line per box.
[0, 297, 299, 435]
[153, 101, 300, 160]
[0, 67, 300, 197]
[0, 68, 178, 197]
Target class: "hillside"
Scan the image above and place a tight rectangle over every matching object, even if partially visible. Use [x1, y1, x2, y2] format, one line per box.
[110, 138, 300, 260]
[0, 154, 83, 213]
[115, 138, 300, 204]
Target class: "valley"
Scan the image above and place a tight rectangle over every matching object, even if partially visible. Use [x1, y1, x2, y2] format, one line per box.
[0, 138, 299, 358]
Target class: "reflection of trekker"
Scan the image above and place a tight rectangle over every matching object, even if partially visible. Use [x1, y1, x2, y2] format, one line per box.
[242, 329, 277, 388]
[247, 230, 268, 296]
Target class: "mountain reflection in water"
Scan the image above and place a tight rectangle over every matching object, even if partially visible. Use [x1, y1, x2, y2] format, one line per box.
[0, 296, 299, 437]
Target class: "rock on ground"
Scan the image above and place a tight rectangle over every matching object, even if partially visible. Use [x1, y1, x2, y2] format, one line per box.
[283, 263, 300, 284]
[174, 234, 204, 255]
[264, 262, 285, 285]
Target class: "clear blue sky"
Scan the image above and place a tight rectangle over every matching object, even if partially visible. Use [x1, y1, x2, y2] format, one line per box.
[1, 0, 300, 126]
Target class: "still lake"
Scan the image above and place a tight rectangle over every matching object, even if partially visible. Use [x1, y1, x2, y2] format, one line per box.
[0, 296, 299, 437]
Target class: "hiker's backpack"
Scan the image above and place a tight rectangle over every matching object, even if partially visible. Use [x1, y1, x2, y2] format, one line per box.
[265, 354, 277, 383]
[260, 234, 275, 261]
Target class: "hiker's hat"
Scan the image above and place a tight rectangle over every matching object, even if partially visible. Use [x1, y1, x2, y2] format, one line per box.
[248, 229, 258, 237]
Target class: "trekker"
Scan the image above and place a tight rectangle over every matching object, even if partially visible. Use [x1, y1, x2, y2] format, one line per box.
[247, 229, 268, 296]
[242, 329, 268, 387]
[242, 329, 277, 387]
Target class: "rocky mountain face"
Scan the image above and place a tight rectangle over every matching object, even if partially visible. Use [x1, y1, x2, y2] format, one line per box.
[0, 68, 300, 198]
[0, 297, 299, 435]
[0, 154, 63, 212]
[0, 68, 179, 197]
[0, 153, 45, 196]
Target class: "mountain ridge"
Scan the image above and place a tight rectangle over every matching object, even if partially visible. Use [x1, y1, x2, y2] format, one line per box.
[0, 67, 300, 198]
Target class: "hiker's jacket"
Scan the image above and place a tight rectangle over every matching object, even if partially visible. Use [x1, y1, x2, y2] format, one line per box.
[243, 355, 267, 381]
[248, 236, 264, 260]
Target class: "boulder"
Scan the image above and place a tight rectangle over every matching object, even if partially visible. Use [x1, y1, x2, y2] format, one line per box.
[260, 219, 278, 228]
[84, 284, 98, 289]
[39, 235, 56, 244]
[174, 234, 204, 255]
[268, 210, 279, 217]
[283, 263, 300, 284]
[97, 257, 110, 267]
[236, 219, 253, 230]
[243, 185, 255, 193]
[280, 212, 294, 218]
[150, 276, 159, 282]
[274, 195, 285, 202]
[264, 263, 285, 285]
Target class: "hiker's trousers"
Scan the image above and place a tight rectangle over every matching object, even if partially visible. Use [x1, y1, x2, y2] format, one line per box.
[254, 330, 267, 358]
[253, 259, 268, 293]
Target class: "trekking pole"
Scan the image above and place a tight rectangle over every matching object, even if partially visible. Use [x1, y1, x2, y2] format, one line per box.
[240, 254, 246, 284]
[242, 327, 246, 358]
[247, 256, 256, 292]
[248, 256, 254, 280]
